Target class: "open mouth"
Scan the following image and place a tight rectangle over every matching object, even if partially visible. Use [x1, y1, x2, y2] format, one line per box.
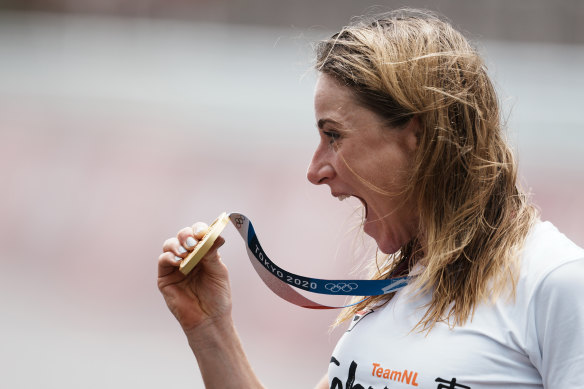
[336, 194, 368, 218]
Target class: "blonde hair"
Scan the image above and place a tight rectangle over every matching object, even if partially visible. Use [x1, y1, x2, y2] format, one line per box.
[315, 9, 538, 331]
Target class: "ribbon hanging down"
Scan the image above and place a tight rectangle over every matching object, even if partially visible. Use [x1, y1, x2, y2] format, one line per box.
[179, 212, 410, 310]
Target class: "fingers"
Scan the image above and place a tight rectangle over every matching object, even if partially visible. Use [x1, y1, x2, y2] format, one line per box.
[192, 222, 209, 240]
[158, 222, 217, 278]
[158, 251, 182, 278]
[162, 236, 190, 262]
[176, 225, 201, 251]
[159, 250, 180, 267]
[162, 222, 210, 259]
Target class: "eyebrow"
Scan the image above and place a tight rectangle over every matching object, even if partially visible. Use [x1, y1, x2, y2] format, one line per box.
[317, 118, 342, 129]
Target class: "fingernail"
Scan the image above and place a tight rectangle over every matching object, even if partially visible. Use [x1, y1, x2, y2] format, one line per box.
[177, 246, 187, 254]
[174, 256, 183, 262]
[186, 237, 197, 248]
[194, 225, 207, 235]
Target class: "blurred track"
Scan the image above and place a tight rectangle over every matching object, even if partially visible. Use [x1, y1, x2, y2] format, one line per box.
[0, 12, 582, 389]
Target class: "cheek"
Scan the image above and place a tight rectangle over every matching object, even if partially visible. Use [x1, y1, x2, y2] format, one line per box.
[368, 173, 402, 199]
[337, 142, 412, 194]
[365, 150, 411, 191]
[334, 152, 363, 185]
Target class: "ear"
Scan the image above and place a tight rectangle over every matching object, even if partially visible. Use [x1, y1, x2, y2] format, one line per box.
[403, 116, 421, 153]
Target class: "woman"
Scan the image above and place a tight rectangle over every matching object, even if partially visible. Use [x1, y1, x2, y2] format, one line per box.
[157, 9, 584, 388]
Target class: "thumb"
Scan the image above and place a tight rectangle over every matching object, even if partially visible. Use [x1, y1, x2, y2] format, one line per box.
[197, 236, 227, 270]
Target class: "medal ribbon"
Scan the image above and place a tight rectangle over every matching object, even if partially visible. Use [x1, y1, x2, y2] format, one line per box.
[229, 212, 409, 309]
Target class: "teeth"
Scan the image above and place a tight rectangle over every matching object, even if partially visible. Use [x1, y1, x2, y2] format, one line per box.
[338, 195, 350, 201]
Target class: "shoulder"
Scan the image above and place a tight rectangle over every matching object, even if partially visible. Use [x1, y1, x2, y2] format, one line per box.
[518, 220, 584, 297]
[519, 222, 584, 384]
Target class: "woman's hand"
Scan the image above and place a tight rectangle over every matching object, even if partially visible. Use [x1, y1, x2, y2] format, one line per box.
[157, 222, 232, 334]
[158, 222, 264, 388]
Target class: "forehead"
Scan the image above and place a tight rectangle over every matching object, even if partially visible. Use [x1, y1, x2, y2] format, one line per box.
[314, 74, 369, 131]
[314, 73, 387, 133]
[314, 74, 355, 114]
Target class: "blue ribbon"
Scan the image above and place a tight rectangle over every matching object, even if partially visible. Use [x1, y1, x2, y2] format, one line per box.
[235, 213, 410, 298]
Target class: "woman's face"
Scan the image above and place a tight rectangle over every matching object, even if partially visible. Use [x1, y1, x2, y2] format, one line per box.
[307, 73, 419, 254]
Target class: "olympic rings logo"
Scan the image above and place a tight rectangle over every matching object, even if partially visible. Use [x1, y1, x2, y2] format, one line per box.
[325, 282, 359, 293]
[234, 216, 245, 229]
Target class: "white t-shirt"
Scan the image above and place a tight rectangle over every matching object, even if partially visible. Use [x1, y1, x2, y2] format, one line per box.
[328, 221, 584, 389]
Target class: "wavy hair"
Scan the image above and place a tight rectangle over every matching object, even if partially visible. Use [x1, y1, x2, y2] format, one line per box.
[315, 9, 538, 331]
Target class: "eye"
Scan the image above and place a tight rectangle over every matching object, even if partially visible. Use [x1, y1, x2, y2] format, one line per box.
[323, 130, 341, 144]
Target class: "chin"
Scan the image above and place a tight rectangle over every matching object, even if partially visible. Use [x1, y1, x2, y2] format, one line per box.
[365, 224, 400, 255]
[372, 233, 400, 254]
[364, 218, 409, 255]
[377, 241, 401, 255]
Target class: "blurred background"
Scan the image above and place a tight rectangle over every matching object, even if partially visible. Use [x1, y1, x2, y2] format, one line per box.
[0, 1, 582, 388]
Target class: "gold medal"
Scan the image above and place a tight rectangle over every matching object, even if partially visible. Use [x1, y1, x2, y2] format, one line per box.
[179, 212, 230, 275]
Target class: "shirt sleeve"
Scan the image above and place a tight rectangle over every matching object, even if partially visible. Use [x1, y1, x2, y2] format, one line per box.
[532, 257, 584, 388]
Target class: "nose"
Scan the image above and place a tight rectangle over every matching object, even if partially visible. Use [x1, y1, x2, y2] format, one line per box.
[307, 146, 335, 185]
